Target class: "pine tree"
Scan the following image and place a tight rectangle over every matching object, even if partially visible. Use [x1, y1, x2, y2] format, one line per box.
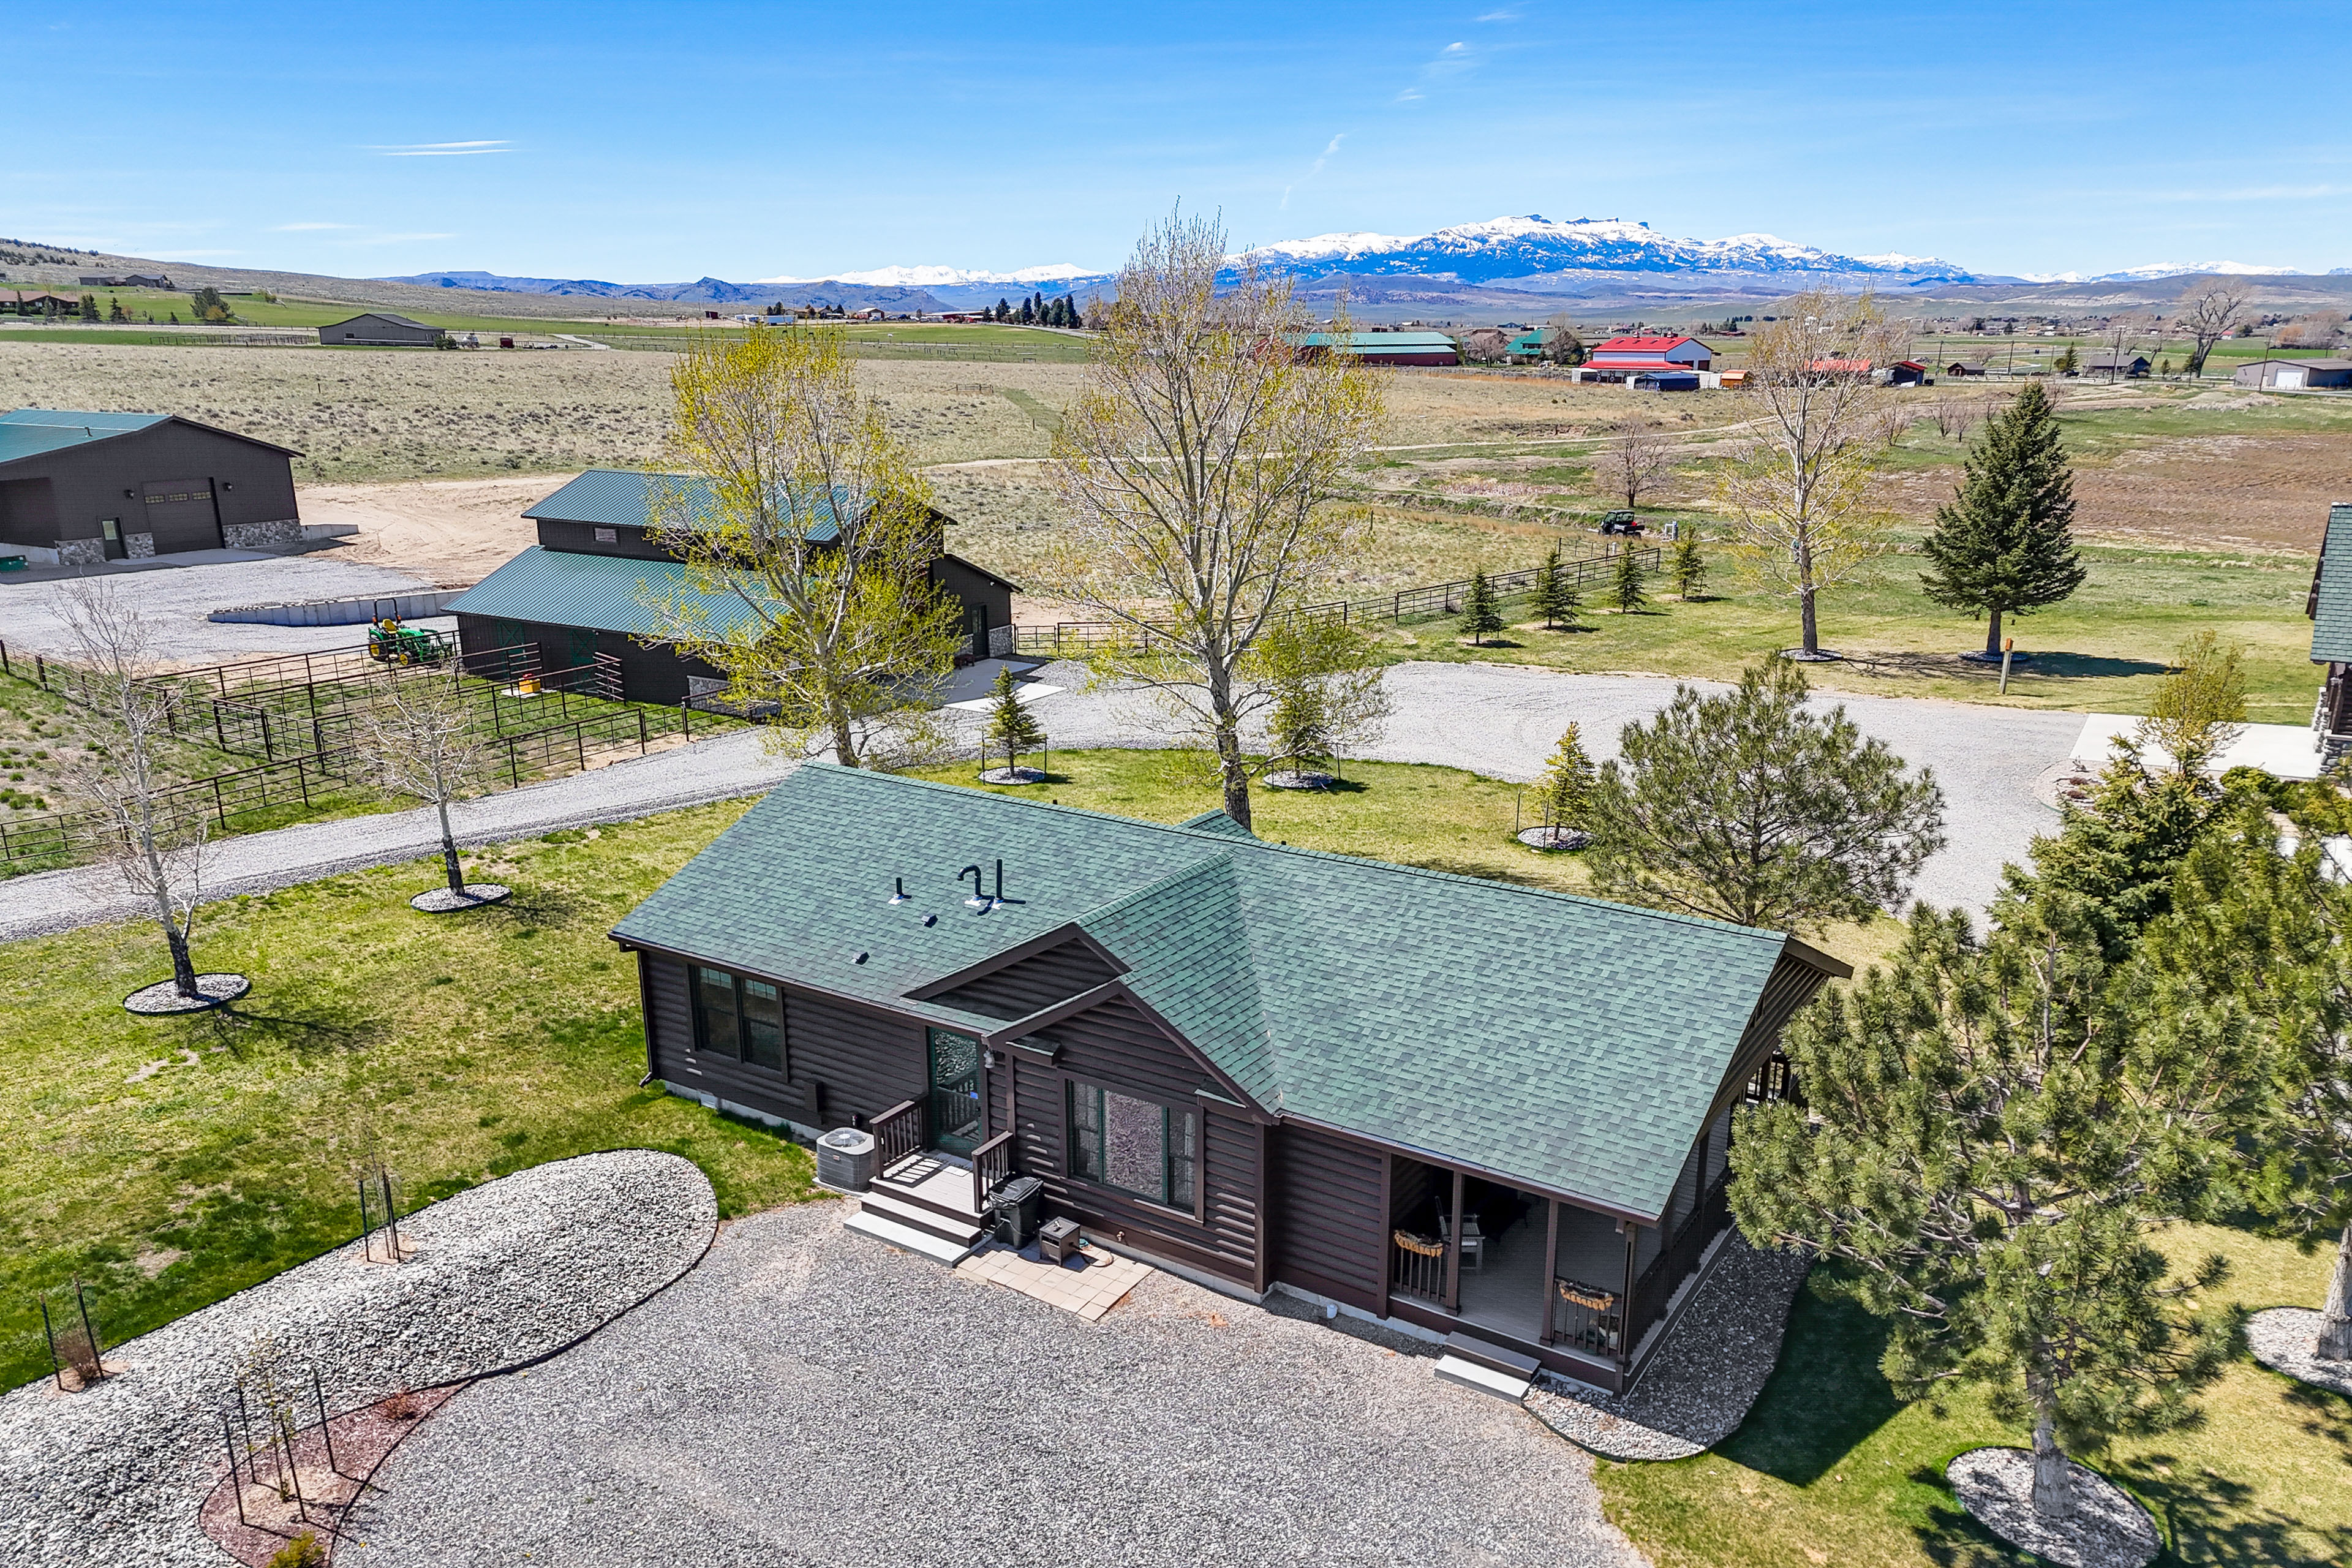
[1919, 380, 2087, 657]
[1529, 546, 1566, 629]
[1460, 570, 1504, 645]
[983, 667, 1046, 774]
[995, 298, 1010, 322]
[1536, 723, 1596, 841]
[1610, 543, 1648, 614]
[1019, 297, 1035, 325]
[1670, 523, 1707, 600]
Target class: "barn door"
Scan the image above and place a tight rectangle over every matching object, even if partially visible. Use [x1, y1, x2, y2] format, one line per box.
[140, 477, 222, 554]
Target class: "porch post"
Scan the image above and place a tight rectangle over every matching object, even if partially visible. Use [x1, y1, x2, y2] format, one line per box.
[1618, 1223, 1640, 1373]
[1374, 1152, 1394, 1320]
[1539, 1199, 1560, 1345]
[1445, 1169, 1466, 1313]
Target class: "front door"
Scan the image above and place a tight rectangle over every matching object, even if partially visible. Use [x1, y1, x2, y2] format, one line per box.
[925, 1027, 982, 1155]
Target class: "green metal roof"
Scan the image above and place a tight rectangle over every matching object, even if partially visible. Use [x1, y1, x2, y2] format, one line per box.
[2313, 504, 2352, 663]
[0, 408, 168, 465]
[443, 546, 760, 641]
[1287, 331, 1458, 350]
[612, 765, 1812, 1221]
[526, 468, 842, 543]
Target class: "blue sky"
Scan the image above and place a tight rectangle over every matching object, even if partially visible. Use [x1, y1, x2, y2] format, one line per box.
[10, 1, 2346, 282]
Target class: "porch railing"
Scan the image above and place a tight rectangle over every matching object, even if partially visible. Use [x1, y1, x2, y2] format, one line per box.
[1546, 1278, 1625, 1359]
[971, 1131, 1014, 1214]
[1625, 1171, 1732, 1357]
[1390, 1229, 1448, 1303]
[873, 1099, 922, 1175]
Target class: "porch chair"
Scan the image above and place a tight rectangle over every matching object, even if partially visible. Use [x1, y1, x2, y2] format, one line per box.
[1437, 1212, 1485, 1273]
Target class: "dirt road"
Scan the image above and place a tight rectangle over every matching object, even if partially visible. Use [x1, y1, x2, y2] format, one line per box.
[295, 472, 576, 583]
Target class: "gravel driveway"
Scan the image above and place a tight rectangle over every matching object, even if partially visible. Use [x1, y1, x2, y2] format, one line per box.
[349, 1202, 1645, 1568]
[0, 552, 442, 662]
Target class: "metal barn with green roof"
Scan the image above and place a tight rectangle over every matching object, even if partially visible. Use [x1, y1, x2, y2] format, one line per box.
[0, 408, 303, 565]
[611, 764, 1845, 1390]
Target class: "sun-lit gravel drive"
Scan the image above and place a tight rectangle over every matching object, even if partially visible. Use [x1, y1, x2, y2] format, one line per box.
[0, 1151, 714, 1568]
[349, 1200, 1646, 1568]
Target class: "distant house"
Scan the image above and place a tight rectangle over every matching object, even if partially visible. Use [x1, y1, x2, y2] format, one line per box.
[2236, 358, 2352, 390]
[1287, 331, 1460, 367]
[1506, 330, 1550, 363]
[1886, 361, 1930, 386]
[318, 312, 442, 347]
[78, 273, 173, 289]
[1575, 334, 1714, 383]
[1, 291, 83, 317]
[2079, 353, 2150, 379]
[1945, 361, 1988, 377]
[444, 469, 1020, 705]
[0, 408, 303, 565]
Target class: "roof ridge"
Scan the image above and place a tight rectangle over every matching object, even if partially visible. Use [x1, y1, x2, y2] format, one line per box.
[800, 763, 1787, 943]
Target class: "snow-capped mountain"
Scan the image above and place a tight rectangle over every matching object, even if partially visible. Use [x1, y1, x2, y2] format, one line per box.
[2022, 260, 2305, 283]
[755, 262, 1097, 288]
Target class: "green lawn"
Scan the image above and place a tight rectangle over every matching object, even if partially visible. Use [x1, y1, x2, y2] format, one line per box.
[1386, 540, 2318, 721]
[1600, 1224, 2352, 1567]
[0, 799, 814, 1393]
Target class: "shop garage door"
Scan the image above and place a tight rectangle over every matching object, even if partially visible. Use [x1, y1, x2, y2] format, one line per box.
[140, 477, 223, 554]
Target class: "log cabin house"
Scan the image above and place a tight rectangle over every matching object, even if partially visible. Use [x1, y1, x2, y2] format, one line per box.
[610, 765, 1845, 1391]
[2308, 502, 2352, 764]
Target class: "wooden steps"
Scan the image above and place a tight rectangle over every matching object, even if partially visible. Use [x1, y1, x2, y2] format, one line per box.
[843, 1154, 990, 1267]
[1434, 1332, 1540, 1402]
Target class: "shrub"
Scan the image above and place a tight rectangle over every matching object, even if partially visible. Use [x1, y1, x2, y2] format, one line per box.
[268, 1531, 325, 1568]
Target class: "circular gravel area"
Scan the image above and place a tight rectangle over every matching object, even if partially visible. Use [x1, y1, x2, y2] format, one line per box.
[347, 1201, 1648, 1567]
[1946, 1447, 2160, 1568]
[410, 883, 513, 913]
[1526, 1233, 1809, 1460]
[1515, 826, 1589, 851]
[976, 766, 1048, 785]
[124, 973, 251, 1014]
[1265, 769, 1339, 790]
[2247, 1306, 2352, 1397]
[0, 1150, 715, 1568]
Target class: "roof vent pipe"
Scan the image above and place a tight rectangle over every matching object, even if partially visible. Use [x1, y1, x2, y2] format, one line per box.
[889, 876, 907, 905]
[992, 859, 1005, 907]
[960, 864, 988, 908]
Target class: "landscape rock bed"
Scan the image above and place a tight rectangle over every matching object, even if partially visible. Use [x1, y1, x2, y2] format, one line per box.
[2246, 1306, 2352, 1398]
[1526, 1234, 1810, 1460]
[1945, 1447, 2161, 1568]
[409, 883, 512, 913]
[124, 973, 251, 1014]
[0, 1150, 715, 1568]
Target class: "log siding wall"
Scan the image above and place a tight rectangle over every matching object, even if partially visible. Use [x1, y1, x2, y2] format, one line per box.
[1268, 1123, 1388, 1313]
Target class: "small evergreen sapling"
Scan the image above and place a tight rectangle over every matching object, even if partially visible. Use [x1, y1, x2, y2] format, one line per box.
[983, 667, 1047, 775]
[1609, 544, 1648, 614]
[1670, 524, 1707, 600]
[1535, 723, 1595, 844]
[1460, 570, 1505, 645]
[1531, 546, 1582, 629]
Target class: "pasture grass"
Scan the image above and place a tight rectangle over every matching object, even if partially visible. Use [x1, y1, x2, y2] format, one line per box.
[0, 799, 815, 1394]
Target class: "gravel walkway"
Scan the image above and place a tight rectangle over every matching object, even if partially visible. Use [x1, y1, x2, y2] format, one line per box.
[349, 1200, 1646, 1568]
[0, 1150, 715, 1568]
[2245, 1306, 2352, 1398]
[1945, 1447, 2161, 1568]
[0, 553, 443, 662]
[1525, 1234, 1811, 1461]
[0, 658, 2076, 943]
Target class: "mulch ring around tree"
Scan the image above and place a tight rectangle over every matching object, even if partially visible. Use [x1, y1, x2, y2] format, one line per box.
[2245, 1306, 2352, 1398]
[1265, 770, 1339, 791]
[1515, 826, 1589, 851]
[124, 973, 251, 1015]
[977, 767, 1048, 786]
[1945, 1447, 2161, 1568]
[409, 884, 512, 914]
[198, 1384, 464, 1566]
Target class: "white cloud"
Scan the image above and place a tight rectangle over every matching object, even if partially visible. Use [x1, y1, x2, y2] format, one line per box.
[274, 221, 356, 231]
[1443, 41, 1466, 52]
[369, 140, 512, 157]
[1396, 88, 1424, 102]
[1476, 9, 1519, 18]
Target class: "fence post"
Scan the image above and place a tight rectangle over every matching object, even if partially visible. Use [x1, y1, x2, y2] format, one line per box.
[213, 776, 227, 826]
[638, 709, 648, 752]
[296, 760, 310, 809]
[36, 655, 46, 687]
[508, 742, 520, 788]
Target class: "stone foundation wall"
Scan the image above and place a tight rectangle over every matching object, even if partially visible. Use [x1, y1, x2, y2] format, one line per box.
[126, 532, 156, 559]
[989, 623, 1017, 658]
[221, 518, 303, 549]
[55, 538, 105, 567]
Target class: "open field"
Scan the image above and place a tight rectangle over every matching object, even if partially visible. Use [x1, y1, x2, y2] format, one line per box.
[1600, 1225, 2351, 1567]
[0, 799, 807, 1393]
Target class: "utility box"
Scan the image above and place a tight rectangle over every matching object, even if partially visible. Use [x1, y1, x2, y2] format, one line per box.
[1038, 1214, 1083, 1265]
[815, 1127, 875, 1193]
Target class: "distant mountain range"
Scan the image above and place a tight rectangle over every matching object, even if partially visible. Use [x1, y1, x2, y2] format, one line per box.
[378, 216, 2342, 315]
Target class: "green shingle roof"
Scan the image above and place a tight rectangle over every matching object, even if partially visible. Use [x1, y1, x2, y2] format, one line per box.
[0, 408, 168, 464]
[2312, 503, 2352, 663]
[443, 546, 760, 640]
[613, 765, 1818, 1221]
[526, 468, 843, 543]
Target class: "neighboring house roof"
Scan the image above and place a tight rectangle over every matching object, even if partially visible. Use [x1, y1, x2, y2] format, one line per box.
[2309, 503, 2352, 663]
[1287, 331, 1458, 350]
[525, 467, 846, 543]
[612, 765, 1841, 1222]
[1808, 358, 1872, 374]
[1584, 360, 1696, 373]
[444, 546, 758, 641]
[326, 312, 438, 332]
[1592, 335, 1706, 355]
[0, 407, 301, 466]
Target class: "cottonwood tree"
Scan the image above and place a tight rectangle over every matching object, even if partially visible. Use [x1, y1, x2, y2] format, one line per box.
[1604, 428, 1672, 511]
[352, 663, 495, 899]
[2176, 277, 2253, 376]
[2138, 630, 2246, 778]
[1918, 380, 2087, 657]
[1712, 288, 1907, 657]
[1039, 210, 1387, 829]
[642, 330, 962, 768]
[55, 580, 213, 1000]
[1585, 657, 1945, 930]
[1733, 892, 2250, 1523]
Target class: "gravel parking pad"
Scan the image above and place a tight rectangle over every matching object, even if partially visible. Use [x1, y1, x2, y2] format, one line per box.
[0, 553, 442, 662]
[0, 1151, 715, 1568]
[350, 1202, 1646, 1568]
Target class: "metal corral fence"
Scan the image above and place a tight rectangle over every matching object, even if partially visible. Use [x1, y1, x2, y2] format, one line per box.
[0, 636, 712, 867]
[1016, 542, 1662, 659]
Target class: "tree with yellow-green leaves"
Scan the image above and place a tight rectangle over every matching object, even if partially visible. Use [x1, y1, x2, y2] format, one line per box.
[1036, 209, 1388, 831]
[638, 330, 962, 769]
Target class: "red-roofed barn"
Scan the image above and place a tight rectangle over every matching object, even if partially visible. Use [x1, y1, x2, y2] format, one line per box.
[1575, 334, 1714, 383]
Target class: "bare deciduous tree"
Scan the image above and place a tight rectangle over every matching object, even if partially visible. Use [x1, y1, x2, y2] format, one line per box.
[352, 663, 496, 899]
[55, 580, 213, 999]
[1603, 427, 1672, 511]
[1711, 287, 1906, 657]
[2174, 278, 2252, 376]
[1038, 210, 1388, 829]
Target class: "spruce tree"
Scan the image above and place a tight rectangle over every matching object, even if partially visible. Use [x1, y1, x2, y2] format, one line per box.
[983, 667, 1046, 774]
[1536, 723, 1596, 841]
[1919, 380, 2087, 657]
[1670, 524, 1707, 600]
[1531, 545, 1580, 629]
[1610, 543, 1648, 614]
[1460, 570, 1504, 646]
